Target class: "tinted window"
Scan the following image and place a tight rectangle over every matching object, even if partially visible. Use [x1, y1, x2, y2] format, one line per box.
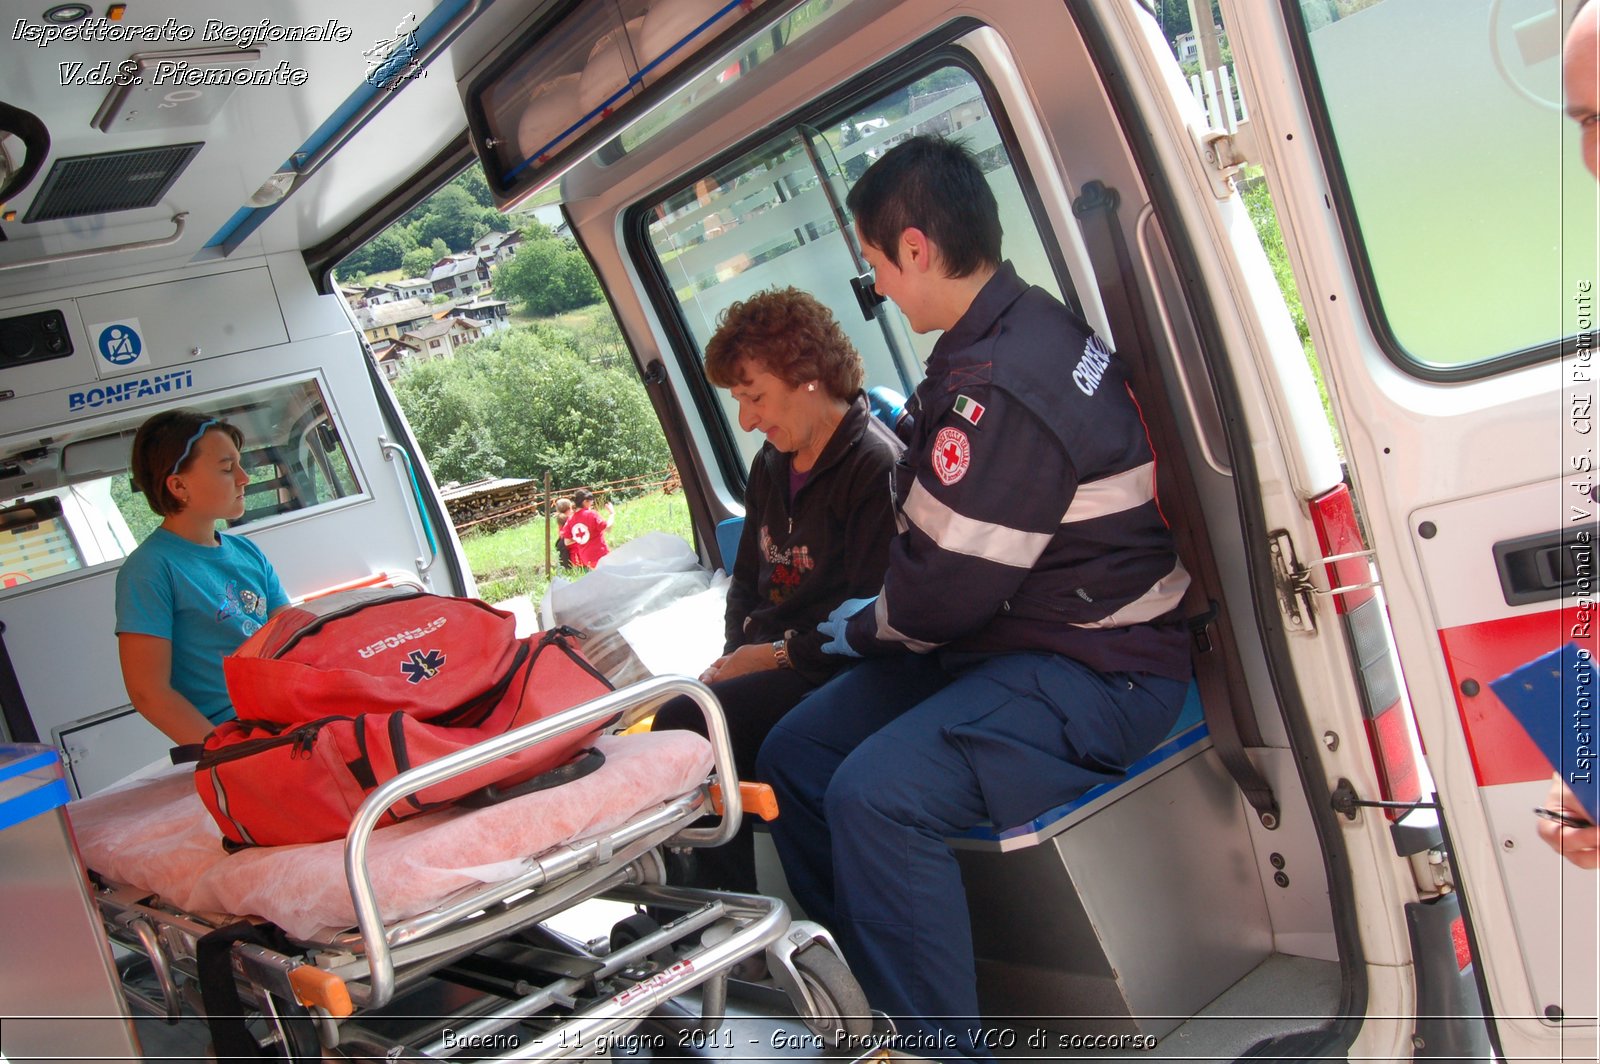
[1291, 0, 1597, 370]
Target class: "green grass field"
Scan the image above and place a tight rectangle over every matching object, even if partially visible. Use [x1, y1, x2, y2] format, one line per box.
[461, 490, 695, 605]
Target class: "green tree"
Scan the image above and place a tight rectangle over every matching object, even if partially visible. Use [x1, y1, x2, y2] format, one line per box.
[338, 227, 415, 275]
[457, 166, 495, 208]
[392, 324, 668, 488]
[401, 246, 437, 279]
[492, 238, 601, 317]
[413, 185, 481, 252]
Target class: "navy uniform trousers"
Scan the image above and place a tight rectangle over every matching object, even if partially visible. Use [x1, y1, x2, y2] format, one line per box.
[756, 651, 1186, 1062]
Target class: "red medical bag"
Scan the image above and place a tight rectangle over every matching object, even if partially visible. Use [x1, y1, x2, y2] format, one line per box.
[195, 587, 614, 848]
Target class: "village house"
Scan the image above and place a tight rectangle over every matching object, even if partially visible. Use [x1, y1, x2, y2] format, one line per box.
[472, 230, 523, 266]
[355, 297, 437, 345]
[401, 316, 484, 359]
[389, 277, 434, 301]
[428, 254, 492, 299]
[452, 297, 511, 335]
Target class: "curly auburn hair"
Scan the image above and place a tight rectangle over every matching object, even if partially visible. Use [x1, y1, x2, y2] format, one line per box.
[703, 287, 863, 400]
[129, 409, 245, 517]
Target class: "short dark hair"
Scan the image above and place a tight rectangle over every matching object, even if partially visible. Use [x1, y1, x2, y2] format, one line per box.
[573, 488, 594, 505]
[703, 287, 864, 400]
[129, 409, 244, 517]
[845, 135, 1002, 277]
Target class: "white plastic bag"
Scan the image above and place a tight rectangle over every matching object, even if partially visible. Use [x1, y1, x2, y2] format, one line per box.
[538, 534, 719, 686]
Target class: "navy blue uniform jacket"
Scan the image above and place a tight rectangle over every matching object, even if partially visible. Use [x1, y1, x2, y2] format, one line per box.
[845, 261, 1192, 681]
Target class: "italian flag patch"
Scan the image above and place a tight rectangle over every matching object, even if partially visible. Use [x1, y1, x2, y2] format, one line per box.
[953, 394, 986, 425]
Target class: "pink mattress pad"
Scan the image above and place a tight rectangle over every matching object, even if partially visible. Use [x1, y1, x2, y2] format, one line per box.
[68, 731, 713, 940]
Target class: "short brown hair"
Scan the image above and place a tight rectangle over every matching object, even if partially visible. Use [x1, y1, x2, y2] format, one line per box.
[129, 409, 245, 517]
[703, 287, 863, 400]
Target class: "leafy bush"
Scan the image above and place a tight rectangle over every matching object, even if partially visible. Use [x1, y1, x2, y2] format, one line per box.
[393, 323, 669, 490]
[491, 237, 602, 317]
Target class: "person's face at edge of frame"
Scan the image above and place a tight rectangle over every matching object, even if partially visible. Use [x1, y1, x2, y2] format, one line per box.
[1567, 1, 1600, 180]
[857, 224, 937, 334]
[169, 429, 250, 523]
[726, 358, 824, 456]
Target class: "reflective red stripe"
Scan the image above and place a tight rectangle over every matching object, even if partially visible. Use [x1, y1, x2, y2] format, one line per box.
[1310, 485, 1422, 818]
[1367, 703, 1422, 806]
[1310, 484, 1372, 615]
[1450, 915, 1471, 971]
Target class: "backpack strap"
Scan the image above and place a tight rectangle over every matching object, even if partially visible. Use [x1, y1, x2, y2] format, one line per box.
[457, 747, 607, 807]
[169, 743, 204, 765]
[195, 920, 297, 1061]
[1073, 180, 1279, 828]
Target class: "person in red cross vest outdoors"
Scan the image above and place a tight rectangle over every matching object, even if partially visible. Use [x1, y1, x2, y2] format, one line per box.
[559, 488, 613, 569]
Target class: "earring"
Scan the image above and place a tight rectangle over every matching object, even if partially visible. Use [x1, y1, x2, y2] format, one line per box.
[806, 383, 816, 391]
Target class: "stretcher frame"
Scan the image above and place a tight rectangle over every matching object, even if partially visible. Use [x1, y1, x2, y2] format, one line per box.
[87, 676, 881, 1061]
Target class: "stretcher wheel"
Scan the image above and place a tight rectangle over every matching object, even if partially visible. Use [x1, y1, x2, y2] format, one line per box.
[610, 913, 675, 965]
[262, 992, 323, 1062]
[791, 944, 873, 1047]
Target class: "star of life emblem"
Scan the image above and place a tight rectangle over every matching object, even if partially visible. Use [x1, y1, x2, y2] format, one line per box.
[401, 648, 446, 684]
[932, 426, 971, 486]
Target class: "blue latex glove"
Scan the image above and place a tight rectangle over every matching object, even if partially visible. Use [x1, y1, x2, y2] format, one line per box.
[866, 386, 907, 431]
[817, 597, 875, 658]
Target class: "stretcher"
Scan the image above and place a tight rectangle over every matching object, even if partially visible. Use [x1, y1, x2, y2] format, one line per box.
[68, 676, 883, 1061]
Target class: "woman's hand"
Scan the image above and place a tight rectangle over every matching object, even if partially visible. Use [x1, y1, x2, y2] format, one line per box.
[698, 642, 779, 684]
[1537, 773, 1600, 869]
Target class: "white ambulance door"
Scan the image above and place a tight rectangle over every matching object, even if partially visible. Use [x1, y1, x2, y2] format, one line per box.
[1226, 1, 1598, 1058]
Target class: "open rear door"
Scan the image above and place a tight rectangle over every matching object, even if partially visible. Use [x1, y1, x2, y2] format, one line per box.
[1226, 1, 1597, 1059]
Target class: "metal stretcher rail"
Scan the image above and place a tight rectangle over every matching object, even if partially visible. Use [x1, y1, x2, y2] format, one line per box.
[345, 675, 739, 1008]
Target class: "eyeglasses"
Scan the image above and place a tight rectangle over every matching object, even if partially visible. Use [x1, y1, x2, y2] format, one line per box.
[170, 419, 219, 477]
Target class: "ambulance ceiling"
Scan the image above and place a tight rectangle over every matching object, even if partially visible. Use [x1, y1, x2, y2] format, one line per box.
[0, 0, 562, 298]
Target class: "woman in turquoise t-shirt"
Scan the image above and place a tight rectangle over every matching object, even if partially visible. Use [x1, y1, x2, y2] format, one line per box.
[115, 410, 289, 745]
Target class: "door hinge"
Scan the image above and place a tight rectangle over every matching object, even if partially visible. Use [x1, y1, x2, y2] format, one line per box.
[1199, 120, 1259, 198]
[1269, 529, 1318, 634]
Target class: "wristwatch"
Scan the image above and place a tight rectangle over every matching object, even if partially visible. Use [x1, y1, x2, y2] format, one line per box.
[772, 637, 791, 669]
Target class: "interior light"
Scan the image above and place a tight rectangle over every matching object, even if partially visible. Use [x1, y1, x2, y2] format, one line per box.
[247, 171, 297, 208]
[42, 3, 92, 23]
[106, 4, 126, 21]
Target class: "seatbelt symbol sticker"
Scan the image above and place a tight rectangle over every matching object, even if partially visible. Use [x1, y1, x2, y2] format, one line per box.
[401, 649, 446, 684]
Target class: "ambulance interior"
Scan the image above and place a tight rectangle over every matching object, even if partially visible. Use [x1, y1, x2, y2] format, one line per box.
[0, 1, 1484, 1060]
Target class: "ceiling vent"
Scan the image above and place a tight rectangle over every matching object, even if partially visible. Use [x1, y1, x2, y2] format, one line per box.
[21, 142, 202, 223]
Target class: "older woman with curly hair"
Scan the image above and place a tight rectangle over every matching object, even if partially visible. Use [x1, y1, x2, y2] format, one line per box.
[653, 286, 902, 892]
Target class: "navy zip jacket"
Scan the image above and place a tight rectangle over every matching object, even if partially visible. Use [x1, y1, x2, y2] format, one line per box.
[844, 262, 1192, 680]
[726, 392, 903, 684]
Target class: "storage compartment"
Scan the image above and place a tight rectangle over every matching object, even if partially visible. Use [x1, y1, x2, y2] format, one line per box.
[960, 746, 1273, 1040]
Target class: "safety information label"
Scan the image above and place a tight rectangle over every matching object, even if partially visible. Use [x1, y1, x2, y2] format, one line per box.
[89, 318, 149, 373]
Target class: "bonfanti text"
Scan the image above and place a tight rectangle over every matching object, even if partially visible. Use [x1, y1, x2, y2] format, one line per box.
[70, 370, 194, 411]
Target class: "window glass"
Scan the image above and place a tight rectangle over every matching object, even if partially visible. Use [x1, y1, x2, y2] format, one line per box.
[1291, 0, 1597, 369]
[0, 379, 360, 592]
[644, 61, 1065, 468]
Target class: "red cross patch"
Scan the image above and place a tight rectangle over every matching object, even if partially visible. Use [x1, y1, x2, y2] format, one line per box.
[932, 426, 971, 486]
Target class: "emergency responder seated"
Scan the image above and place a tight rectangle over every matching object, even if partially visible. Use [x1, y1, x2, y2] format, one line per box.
[755, 136, 1194, 1062]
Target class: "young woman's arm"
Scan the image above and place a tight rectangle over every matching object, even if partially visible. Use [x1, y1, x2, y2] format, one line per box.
[117, 633, 215, 745]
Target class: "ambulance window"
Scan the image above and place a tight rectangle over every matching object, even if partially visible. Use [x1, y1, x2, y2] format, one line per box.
[641, 61, 1066, 469]
[0, 379, 360, 593]
[1287, 0, 1596, 373]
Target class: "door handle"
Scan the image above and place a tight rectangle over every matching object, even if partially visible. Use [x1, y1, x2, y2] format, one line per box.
[1493, 526, 1598, 606]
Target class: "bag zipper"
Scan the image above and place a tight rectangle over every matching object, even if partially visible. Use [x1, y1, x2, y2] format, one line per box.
[196, 715, 346, 768]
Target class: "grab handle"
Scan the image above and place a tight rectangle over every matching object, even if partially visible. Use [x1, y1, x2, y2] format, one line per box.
[378, 438, 438, 575]
[1134, 204, 1230, 477]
